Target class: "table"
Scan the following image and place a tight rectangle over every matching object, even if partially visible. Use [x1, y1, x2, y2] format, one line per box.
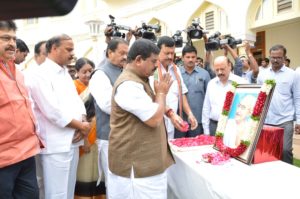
[167, 146, 300, 199]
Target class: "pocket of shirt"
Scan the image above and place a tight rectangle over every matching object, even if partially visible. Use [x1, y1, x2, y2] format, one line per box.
[276, 82, 290, 96]
[194, 78, 205, 93]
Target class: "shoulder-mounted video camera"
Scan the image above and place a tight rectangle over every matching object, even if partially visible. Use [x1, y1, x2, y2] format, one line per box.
[205, 31, 242, 51]
[133, 22, 161, 42]
[172, 30, 183, 48]
[106, 15, 131, 38]
[186, 18, 208, 40]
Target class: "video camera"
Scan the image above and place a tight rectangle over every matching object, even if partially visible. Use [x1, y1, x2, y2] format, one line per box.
[186, 18, 208, 40]
[133, 22, 161, 42]
[106, 15, 131, 38]
[205, 31, 242, 51]
[204, 31, 221, 51]
[172, 30, 183, 48]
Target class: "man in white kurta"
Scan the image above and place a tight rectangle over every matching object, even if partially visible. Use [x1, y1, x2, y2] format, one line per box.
[152, 36, 198, 140]
[108, 38, 174, 199]
[28, 34, 90, 199]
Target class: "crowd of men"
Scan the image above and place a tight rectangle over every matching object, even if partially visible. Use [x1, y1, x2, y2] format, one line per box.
[1, 19, 300, 199]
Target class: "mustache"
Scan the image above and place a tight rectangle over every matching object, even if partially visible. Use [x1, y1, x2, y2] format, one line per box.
[5, 46, 16, 51]
[217, 74, 225, 77]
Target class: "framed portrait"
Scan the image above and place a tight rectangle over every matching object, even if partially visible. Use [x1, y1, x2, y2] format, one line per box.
[214, 82, 275, 164]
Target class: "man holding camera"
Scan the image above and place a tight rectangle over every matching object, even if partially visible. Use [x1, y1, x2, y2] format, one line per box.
[224, 41, 259, 83]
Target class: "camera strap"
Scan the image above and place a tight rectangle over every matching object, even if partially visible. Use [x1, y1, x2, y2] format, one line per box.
[157, 61, 183, 118]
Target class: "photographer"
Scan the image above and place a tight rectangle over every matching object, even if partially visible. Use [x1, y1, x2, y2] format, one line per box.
[202, 34, 216, 79]
[224, 41, 258, 83]
[98, 22, 134, 68]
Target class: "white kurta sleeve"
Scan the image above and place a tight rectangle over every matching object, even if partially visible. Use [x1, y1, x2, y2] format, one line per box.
[89, 70, 113, 114]
[114, 81, 158, 122]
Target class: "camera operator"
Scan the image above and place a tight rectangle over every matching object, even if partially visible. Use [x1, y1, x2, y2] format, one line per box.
[97, 24, 135, 69]
[201, 34, 216, 79]
[223, 41, 258, 83]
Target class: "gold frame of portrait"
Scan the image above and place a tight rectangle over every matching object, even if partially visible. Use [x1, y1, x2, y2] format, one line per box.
[214, 84, 275, 164]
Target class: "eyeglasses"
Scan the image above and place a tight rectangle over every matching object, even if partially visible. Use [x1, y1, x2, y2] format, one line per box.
[269, 56, 284, 61]
[0, 35, 17, 42]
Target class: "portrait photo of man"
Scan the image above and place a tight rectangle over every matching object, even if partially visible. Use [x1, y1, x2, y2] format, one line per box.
[223, 92, 258, 148]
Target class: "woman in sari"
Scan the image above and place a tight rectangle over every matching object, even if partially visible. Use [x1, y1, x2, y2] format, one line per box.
[73, 58, 105, 199]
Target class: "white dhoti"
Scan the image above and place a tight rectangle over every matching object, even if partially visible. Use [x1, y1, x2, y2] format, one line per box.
[41, 146, 79, 199]
[97, 139, 109, 185]
[107, 167, 167, 199]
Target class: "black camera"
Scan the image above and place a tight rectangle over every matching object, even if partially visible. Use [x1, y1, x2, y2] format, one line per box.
[205, 31, 221, 51]
[106, 15, 131, 38]
[172, 30, 183, 48]
[220, 35, 242, 49]
[134, 23, 161, 42]
[186, 19, 207, 40]
[205, 32, 242, 51]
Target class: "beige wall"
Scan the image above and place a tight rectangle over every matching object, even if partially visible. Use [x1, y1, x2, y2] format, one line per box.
[265, 20, 300, 69]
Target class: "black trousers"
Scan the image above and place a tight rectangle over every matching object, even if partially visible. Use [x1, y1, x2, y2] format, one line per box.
[0, 156, 39, 199]
[209, 119, 218, 136]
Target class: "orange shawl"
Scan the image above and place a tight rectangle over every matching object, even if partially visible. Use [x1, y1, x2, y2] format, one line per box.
[74, 79, 97, 156]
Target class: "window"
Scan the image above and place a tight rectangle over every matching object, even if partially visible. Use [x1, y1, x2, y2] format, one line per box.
[205, 11, 214, 30]
[255, 0, 272, 21]
[277, 0, 292, 13]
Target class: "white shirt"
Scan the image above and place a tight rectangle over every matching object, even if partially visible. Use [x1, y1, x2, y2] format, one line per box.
[259, 66, 270, 72]
[150, 64, 188, 134]
[23, 60, 39, 88]
[28, 58, 86, 154]
[115, 81, 158, 121]
[89, 70, 112, 114]
[202, 73, 247, 135]
[257, 65, 300, 125]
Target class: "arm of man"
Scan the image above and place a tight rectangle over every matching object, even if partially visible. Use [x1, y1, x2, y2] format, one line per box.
[89, 70, 112, 114]
[182, 95, 198, 130]
[293, 72, 300, 134]
[114, 81, 162, 128]
[204, 51, 216, 79]
[223, 44, 243, 77]
[115, 75, 172, 128]
[29, 73, 76, 128]
[29, 73, 90, 135]
[245, 41, 259, 80]
[202, 85, 212, 135]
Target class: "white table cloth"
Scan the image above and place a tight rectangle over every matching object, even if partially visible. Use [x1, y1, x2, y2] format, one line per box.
[167, 145, 300, 199]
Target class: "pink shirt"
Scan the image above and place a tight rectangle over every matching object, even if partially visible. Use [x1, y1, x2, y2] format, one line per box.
[0, 60, 41, 168]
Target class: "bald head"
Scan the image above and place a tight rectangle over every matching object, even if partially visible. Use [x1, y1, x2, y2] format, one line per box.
[213, 56, 231, 84]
